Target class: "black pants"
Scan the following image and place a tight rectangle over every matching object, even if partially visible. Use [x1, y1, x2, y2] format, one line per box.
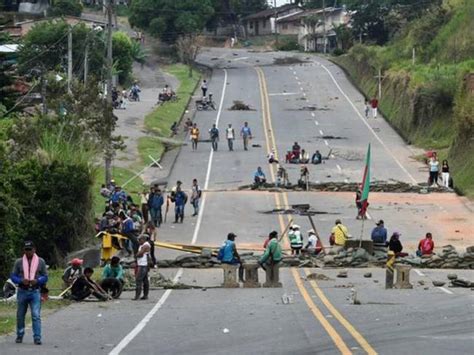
[227, 139, 233, 151]
[100, 278, 123, 299]
[202, 88, 207, 97]
[211, 138, 218, 151]
[429, 171, 439, 185]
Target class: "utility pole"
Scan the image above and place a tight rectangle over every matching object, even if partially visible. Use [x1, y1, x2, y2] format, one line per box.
[412, 47, 416, 65]
[375, 68, 384, 100]
[274, 0, 278, 46]
[104, 0, 114, 186]
[84, 41, 89, 85]
[322, 0, 327, 54]
[67, 26, 72, 94]
[41, 75, 47, 115]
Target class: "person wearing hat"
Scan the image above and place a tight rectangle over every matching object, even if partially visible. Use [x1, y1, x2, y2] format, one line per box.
[417, 232, 434, 257]
[259, 231, 283, 287]
[289, 225, 304, 255]
[388, 232, 408, 257]
[62, 258, 84, 288]
[371, 220, 388, 245]
[304, 229, 322, 255]
[10, 241, 48, 345]
[330, 219, 350, 248]
[218, 233, 244, 282]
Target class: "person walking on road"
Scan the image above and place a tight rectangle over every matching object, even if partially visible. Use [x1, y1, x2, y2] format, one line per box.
[190, 123, 200, 151]
[370, 96, 378, 118]
[226, 123, 235, 151]
[441, 160, 450, 188]
[218, 233, 244, 282]
[201, 79, 208, 97]
[173, 186, 188, 223]
[364, 99, 370, 118]
[11, 241, 48, 345]
[209, 124, 220, 151]
[134, 235, 150, 300]
[190, 178, 202, 216]
[240, 122, 252, 151]
[428, 155, 440, 187]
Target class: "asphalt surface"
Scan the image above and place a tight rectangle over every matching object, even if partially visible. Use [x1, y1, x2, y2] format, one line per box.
[2, 48, 473, 354]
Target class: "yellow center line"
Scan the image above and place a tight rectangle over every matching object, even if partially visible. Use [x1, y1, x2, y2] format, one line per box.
[256, 66, 351, 355]
[304, 269, 378, 355]
[256, 66, 377, 355]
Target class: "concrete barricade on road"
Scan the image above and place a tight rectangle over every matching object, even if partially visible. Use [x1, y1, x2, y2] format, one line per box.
[394, 264, 413, 289]
[222, 264, 240, 288]
[263, 263, 282, 288]
[243, 261, 260, 288]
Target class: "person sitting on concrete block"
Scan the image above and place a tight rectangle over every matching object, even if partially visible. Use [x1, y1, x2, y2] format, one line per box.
[259, 231, 283, 287]
[330, 219, 350, 249]
[218, 233, 244, 282]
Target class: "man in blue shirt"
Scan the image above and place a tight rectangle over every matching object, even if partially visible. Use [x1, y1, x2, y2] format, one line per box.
[218, 233, 244, 282]
[147, 186, 164, 227]
[371, 220, 388, 244]
[240, 122, 252, 151]
[174, 186, 188, 223]
[11, 241, 48, 345]
[254, 166, 266, 186]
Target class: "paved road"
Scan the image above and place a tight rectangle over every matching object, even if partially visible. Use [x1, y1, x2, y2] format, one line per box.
[2, 48, 472, 354]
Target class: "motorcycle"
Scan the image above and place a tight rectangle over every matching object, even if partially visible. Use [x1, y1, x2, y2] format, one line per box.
[129, 90, 140, 102]
[196, 93, 216, 111]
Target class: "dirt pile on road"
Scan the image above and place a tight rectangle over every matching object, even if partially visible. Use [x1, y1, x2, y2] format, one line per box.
[399, 245, 474, 269]
[229, 100, 255, 111]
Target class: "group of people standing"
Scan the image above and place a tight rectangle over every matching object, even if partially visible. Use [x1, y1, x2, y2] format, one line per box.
[189, 121, 253, 152]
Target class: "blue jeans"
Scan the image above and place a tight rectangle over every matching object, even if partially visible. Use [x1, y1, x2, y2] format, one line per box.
[175, 205, 184, 222]
[149, 207, 162, 227]
[17, 288, 42, 340]
[192, 198, 200, 215]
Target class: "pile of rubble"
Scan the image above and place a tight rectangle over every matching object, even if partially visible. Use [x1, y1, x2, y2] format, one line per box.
[399, 245, 474, 269]
[144, 245, 474, 270]
[239, 181, 451, 193]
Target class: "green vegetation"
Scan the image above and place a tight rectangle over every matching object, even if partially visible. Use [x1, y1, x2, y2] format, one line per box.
[334, 0, 474, 197]
[50, 0, 83, 17]
[139, 64, 200, 166]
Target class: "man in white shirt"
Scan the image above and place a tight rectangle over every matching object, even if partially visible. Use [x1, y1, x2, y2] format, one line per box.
[226, 123, 235, 151]
[133, 235, 150, 300]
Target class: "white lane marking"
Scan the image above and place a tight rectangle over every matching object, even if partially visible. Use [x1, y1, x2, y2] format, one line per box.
[336, 164, 342, 172]
[316, 61, 418, 184]
[268, 92, 300, 96]
[319, 129, 324, 135]
[108, 269, 183, 355]
[414, 269, 425, 277]
[324, 140, 329, 146]
[314, 121, 319, 126]
[311, 112, 315, 117]
[438, 287, 454, 295]
[303, 92, 306, 97]
[109, 69, 229, 355]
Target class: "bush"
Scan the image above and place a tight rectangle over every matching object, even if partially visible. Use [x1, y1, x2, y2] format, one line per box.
[332, 48, 345, 56]
[275, 37, 300, 51]
[112, 32, 134, 84]
[50, 0, 83, 17]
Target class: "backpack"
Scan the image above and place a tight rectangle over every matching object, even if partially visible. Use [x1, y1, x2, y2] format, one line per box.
[217, 244, 226, 261]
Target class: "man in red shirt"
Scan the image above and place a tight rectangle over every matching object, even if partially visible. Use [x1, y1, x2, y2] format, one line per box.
[370, 96, 378, 118]
[417, 232, 434, 256]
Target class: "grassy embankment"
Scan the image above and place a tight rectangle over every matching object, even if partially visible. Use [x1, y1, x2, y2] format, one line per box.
[333, 0, 474, 197]
[138, 64, 200, 166]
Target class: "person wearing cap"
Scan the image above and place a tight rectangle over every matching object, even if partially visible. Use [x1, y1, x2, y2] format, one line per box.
[330, 219, 350, 247]
[134, 235, 151, 300]
[304, 229, 322, 255]
[259, 231, 283, 287]
[10, 241, 48, 345]
[62, 258, 83, 288]
[388, 232, 408, 257]
[218, 233, 244, 282]
[101, 256, 124, 299]
[371, 220, 388, 245]
[289, 225, 304, 255]
[417, 232, 434, 257]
